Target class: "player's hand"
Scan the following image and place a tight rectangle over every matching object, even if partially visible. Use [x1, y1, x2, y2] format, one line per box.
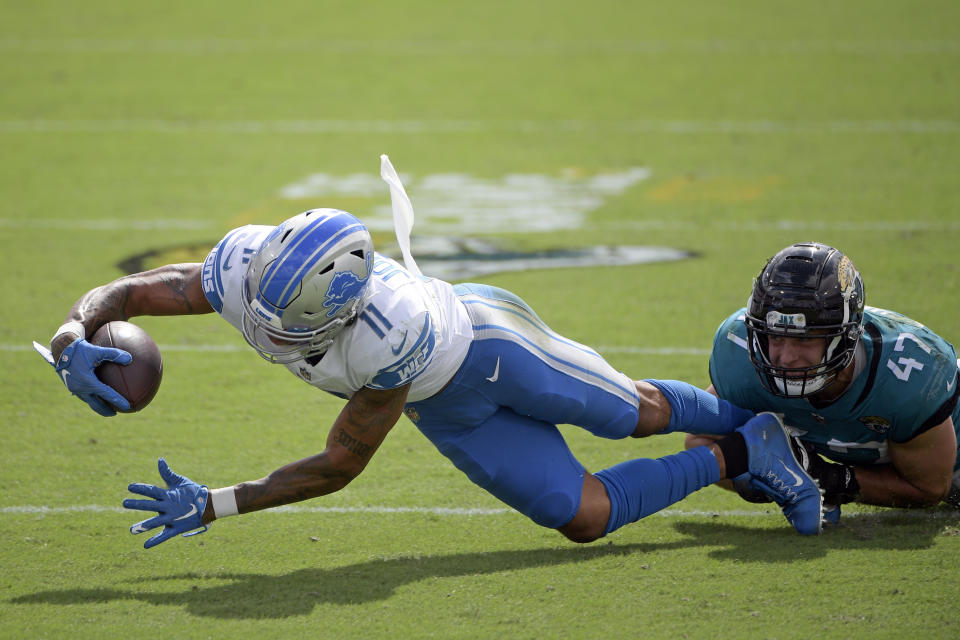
[794, 440, 859, 505]
[53, 337, 132, 416]
[731, 472, 774, 503]
[768, 437, 852, 519]
[123, 458, 209, 549]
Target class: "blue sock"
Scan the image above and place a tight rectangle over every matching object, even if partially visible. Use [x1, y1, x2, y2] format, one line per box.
[595, 446, 720, 535]
[645, 379, 754, 435]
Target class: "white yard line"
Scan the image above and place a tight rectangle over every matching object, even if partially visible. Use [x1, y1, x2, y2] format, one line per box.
[608, 220, 960, 232]
[3, 218, 956, 233]
[3, 344, 707, 354]
[1, 503, 956, 520]
[1, 119, 959, 135]
[0, 217, 215, 230]
[0, 38, 957, 55]
[3, 218, 956, 232]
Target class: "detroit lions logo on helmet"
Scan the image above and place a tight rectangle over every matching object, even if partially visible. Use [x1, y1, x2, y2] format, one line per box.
[323, 271, 366, 317]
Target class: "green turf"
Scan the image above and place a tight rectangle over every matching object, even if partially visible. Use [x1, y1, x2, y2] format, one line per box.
[2, 1, 959, 638]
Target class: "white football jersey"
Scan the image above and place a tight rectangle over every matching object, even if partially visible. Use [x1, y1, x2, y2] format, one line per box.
[202, 225, 473, 401]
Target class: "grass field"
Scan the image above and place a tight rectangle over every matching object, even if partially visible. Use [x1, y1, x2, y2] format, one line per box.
[2, 1, 959, 638]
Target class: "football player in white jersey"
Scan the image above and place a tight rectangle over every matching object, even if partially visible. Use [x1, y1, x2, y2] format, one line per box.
[45, 208, 830, 548]
[686, 242, 960, 518]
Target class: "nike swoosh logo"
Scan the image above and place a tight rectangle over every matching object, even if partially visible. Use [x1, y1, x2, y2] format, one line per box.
[391, 331, 409, 355]
[222, 246, 237, 271]
[783, 465, 805, 487]
[486, 357, 500, 383]
[948, 378, 956, 393]
[60, 369, 70, 386]
[174, 504, 198, 521]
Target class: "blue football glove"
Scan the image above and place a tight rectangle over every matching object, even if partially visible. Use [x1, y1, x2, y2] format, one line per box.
[50, 337, 132, 416]
[123, 458, 209, 549]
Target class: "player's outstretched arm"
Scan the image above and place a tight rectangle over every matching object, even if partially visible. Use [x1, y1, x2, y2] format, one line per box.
[42, 263, 212, 416]
[208, 384, 411, 521]
[122, 385, 410, 548]
[51, 263, 213, 361]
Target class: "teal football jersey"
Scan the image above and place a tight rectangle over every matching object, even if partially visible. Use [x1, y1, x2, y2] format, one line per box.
[710, 306, 960, 469]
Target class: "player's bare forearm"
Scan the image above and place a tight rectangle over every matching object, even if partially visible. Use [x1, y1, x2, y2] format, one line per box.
[851, 463, 949, 507]
[215, 384, 411, 521]
[227, 451, 358, 517]
[853, 424, 955, 507]
[855, 419, 957, 507]
[52, 263, 212, 360]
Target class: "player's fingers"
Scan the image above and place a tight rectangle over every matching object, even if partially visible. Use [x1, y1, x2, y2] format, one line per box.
[94, 384, 130, 412]
[122, 498, 166, 513]
[158, 458, 185, 487]
[82, 393, 118, 417]
[128, 516, 164, 534]
[92, 345, 133, 366]
[127, 482, 166, 499]
[144, 527, 177, 549]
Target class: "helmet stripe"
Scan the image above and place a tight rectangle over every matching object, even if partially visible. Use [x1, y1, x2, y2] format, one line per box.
[258, 211, 359, 308]
[260, 211, 347, 293]
[274, 223, 366, 309]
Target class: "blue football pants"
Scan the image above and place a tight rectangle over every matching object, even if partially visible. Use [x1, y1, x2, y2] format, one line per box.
[406, 284, 719, 531]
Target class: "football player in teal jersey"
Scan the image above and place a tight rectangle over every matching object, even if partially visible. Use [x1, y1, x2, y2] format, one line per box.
[686, 242, 960, 517]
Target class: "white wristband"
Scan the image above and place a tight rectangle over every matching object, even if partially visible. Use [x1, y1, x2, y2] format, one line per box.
[210, 487, 239, 518]
[52, 321, 86, 343]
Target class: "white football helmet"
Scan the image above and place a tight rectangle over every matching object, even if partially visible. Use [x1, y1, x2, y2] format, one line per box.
[241, 209, 373, 364]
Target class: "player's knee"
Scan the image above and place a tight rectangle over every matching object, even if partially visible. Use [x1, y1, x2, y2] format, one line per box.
[556, 475, 610, 543]
[558, 519, 606, 544]
[631, 380, 671, 437]
[527, 490, 579, 530]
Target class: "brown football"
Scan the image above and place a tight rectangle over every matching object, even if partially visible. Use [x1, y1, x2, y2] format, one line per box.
[90, 321, 163, 413]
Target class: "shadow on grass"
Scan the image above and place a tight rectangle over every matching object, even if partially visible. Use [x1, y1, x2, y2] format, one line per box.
[9, 542, 673, 618]
[10, 511, 954, 618]
[671, 508, 954, 562]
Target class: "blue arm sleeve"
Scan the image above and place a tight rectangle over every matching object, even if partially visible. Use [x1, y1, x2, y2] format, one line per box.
[644, 379, 755, 435]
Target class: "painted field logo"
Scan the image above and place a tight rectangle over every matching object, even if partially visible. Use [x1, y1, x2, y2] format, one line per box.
[279, 167, 653, 233]
[118, 168, 694, 278]
[405, 239, 692, 280]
